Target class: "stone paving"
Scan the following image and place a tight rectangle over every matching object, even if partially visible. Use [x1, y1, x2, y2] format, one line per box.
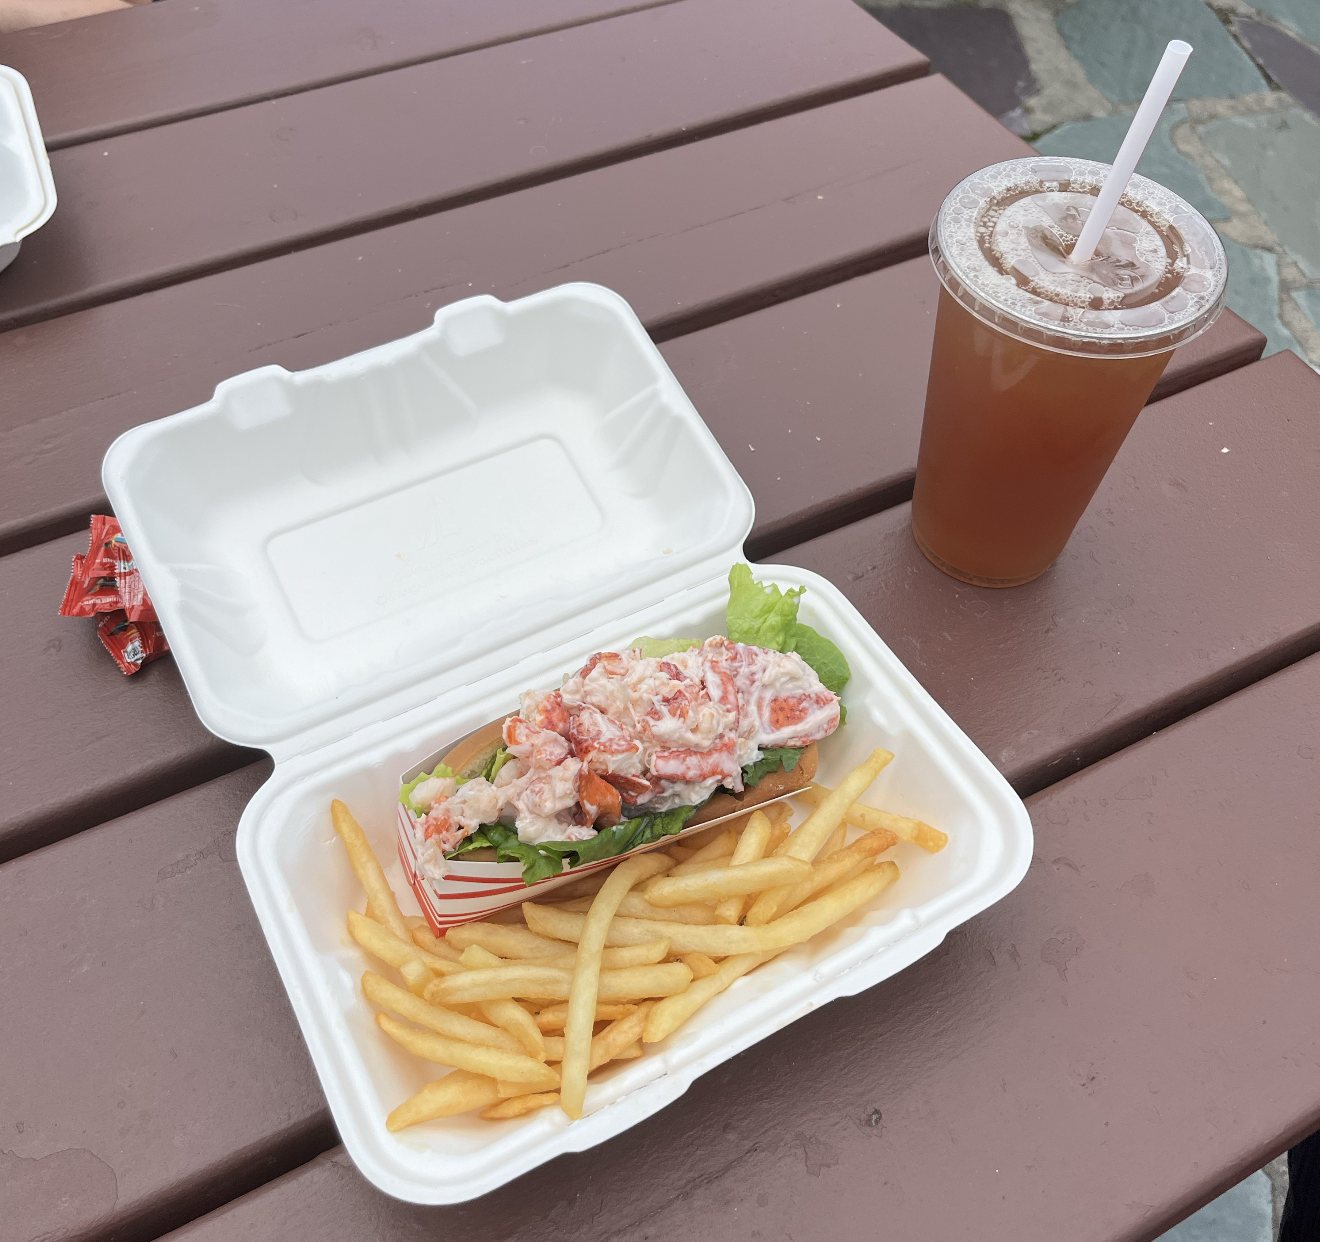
[849, 4, 1317, 1234]
[857, 0, 1320, 371]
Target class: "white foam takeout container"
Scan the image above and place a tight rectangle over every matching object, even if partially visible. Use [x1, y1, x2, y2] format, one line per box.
[0, 66, 56, 273]
[102, 283, 1033, 1206]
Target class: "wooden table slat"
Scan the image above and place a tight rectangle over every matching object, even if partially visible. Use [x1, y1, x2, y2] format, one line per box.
[148, 651, 1320, 1242]
[0, 264, 1267, 866]
[0, 78, 1258, 562]
[0, 0, 926, 333]
[0, 0, 686, 151]
[2, 356, 1316, 1242]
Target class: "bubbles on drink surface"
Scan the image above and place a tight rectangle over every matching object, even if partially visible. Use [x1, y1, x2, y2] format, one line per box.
[935, 157, 1226, 352]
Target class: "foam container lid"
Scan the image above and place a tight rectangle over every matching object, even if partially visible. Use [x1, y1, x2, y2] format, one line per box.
[0, 66, 56, 253]
[102, 283, 1033, 1204]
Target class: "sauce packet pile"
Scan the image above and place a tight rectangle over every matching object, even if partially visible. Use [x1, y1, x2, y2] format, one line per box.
[58, 515, 170, 674]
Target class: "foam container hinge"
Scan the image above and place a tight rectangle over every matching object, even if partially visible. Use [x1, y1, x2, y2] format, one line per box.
[102, 282, 1033, 1205]
[0, 66, 56, 273]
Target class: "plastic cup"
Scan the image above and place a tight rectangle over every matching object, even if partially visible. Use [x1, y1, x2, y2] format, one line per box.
[911, 155, 1227, 588]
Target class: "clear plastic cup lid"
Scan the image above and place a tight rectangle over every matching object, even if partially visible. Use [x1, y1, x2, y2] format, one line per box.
[932, 156, 1227, 357]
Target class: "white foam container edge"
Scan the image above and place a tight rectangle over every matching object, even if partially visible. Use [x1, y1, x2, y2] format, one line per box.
[101, 282, 1033, 1205]
[0, 66, 56, 272]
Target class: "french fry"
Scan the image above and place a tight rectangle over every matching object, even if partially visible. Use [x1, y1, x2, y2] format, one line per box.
[798, 782, 947, 852]
[525, 863, 898, 957]
[407, 921, 463, 962]
[765, 820, 793, 854]
[745, 750, 893, 925]
[561, 853, 674, 1119]
[662, 844, 697, 862]
[547, 868, 615, 902]
[478, 1000, 545, 1061]
[425, 961, 692, 1005]
[535, 940, 671, 971]
[480, 1091, 560, 1120]
[362, 973, 524, 1054]
[457, 944, 547, 1059]
[447, 923, 567, 959]
[714, 810, 772, 924]
[818, 821, 849, 861]
[557, 893, 719, 926]
[535, 1002, 638, 1032]
[772, 829, 900, 920]
[543, 1035, 565, 1062]
[680, 952, 721, 980]
[643, 856, 812, 908]
[332, 800, 410, 941]
[348, 909, 463, 978]
[387, 1070, 502, 1131]
[644, 951, 777, 1043]
[376, 1013, 559, 1086]
[614, 1041, 643, 1060]
[673, 828, 737, 869]
[587, 1002, 654, 1072]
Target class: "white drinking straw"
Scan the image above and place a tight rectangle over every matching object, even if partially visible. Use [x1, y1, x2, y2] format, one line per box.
[1069, 39, 1192, 264]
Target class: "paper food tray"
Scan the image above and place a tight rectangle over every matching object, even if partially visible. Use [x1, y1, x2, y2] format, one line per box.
[102, 282, 1033, 1205]
[0, 66, 56, 273]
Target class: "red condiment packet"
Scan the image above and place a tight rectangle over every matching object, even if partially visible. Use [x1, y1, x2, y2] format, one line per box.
[59, 553, 123, 617]
[87, 514, 131, 575]
[118, 565, 158, 623]
[97, 611, 169, 675]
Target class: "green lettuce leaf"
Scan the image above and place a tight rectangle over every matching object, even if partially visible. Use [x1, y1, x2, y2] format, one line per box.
[481, 745, 514, 784]
[740, 746, 804, 788]
[726, 563, 804, 652]
[399, 762, 463, 810]
[446, 806, 698, 886]
[629, 636, 701, 658]
[791, 622, 851, 697]
[726, 564, 851, 706]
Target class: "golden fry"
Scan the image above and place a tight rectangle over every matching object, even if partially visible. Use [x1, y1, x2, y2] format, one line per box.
[535, 1002, 638, 1032]
[480, 1091, 560, 1120]
[332, 800, 410, 941]
[587, 1002, 654, 1073]
[662, 844, 697, 863]
[770, 830, 900, 921]
[745, 750, 893, 925]
[407, 922, 463, 962]
[348, 909, 462, 978]
[525, 863, 898, 956]
[714, 810, 772, 925]
[535, 940, 671, 971]
[376, 1013, 559, 1086]
[680, 952, 721, 980]
[562, 853, 673, 1120]
[457, 944, 547, 1059]
[673, 828, 737, 869]
[799, 782, 948, 852]
[614, 1041, 643, 1060]
[557, 893, 718, 925]
[425, 961, 692, 1005]
[542, 1035, 565, 1062]
[447, 922, 568, 959]
[644, 951, 776, 1043]
[643, 856, 811, 908]
[362, 973, 524, 1054]
[386, 1070, 501, 1131]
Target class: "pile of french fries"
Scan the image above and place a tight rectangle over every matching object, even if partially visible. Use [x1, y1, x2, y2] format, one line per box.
[332, 747, 947, 1130]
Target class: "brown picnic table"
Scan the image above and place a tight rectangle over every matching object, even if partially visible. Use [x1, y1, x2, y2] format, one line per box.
[0, 2, 1316, 1241]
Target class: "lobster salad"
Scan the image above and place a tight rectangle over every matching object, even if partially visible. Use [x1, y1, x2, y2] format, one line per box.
[401, 565, 853, 884]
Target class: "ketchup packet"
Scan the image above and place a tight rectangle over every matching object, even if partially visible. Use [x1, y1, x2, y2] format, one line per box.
[97, 611, 170, 675]
[60, 516, 169, 672]
[87, 513, 131, 576]
[59, 553, 123, 617]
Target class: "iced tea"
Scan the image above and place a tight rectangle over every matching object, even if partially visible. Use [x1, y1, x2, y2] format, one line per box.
[911, 157, 1226, 587]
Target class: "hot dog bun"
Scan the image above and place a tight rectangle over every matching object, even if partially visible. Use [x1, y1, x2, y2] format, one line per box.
[439, 716, 817, 844]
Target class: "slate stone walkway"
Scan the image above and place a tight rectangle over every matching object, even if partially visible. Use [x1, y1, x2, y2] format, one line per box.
[858, 0, 1320, 371]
